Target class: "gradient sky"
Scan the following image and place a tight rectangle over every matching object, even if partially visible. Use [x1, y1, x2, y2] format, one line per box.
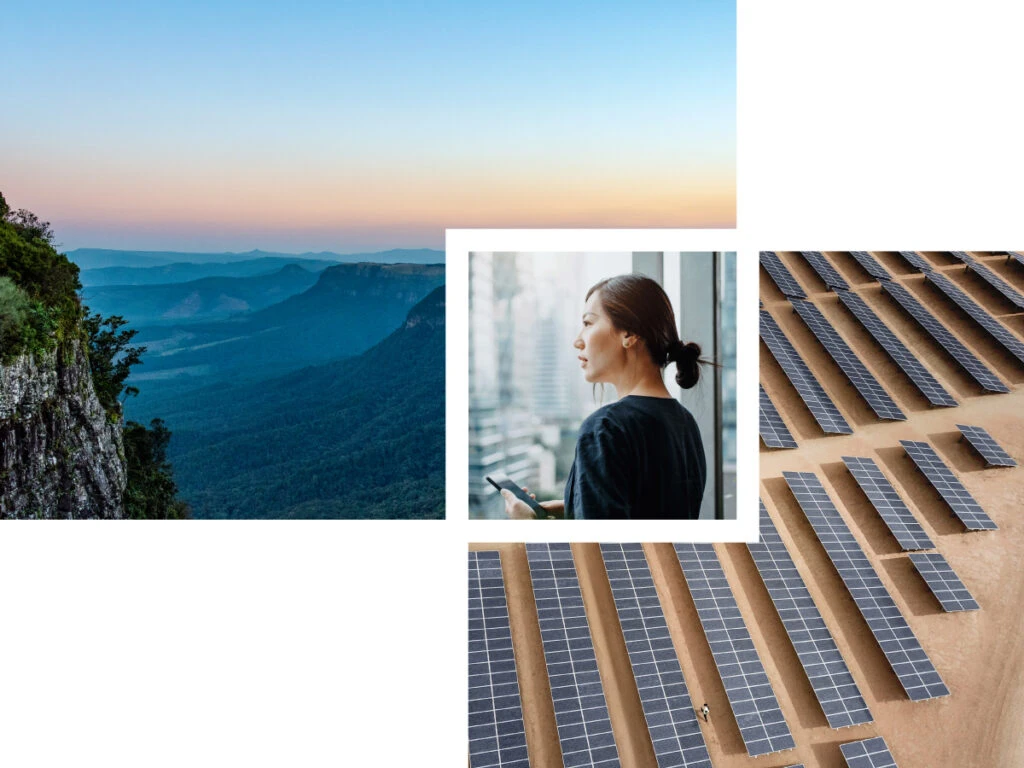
[1, 1, 735, 252]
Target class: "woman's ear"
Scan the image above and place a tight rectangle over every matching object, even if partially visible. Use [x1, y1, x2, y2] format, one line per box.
[621, 331, 638, 349]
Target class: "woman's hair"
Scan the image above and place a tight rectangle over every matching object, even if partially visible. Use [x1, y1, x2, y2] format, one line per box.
[586, 274, 708, 389]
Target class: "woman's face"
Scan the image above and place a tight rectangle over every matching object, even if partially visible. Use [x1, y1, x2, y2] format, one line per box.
[574, 291, 628, 383]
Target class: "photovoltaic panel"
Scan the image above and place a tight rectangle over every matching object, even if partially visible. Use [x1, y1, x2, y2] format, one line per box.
[760, 310, 853, 434]
[925, 272, 1024, 365]
[909, 553, 980, 612]
[791, 300, 906, 421]
[957, 424, 1017, 467]
[898, 250, 933, 272]
[836, 291, 957, 407]
[848, 251, 893, 282]
[841, 456, 934, 551]
[748, 502, 873, 728]
[759, 385, 798, 449]
[964, 259, 1024, 310]
[782, 471, 950, 701]
[760, 251, 808, 298]
[1008, 252, 1024, 268]
[673, 543, 796, 757]
[468, 551, 531, 768]
[524, 544, 621, 768]
[881, 281, 1010, 393]
[840, 737, 898, 768]
[599, 544, 713, 768]
[948, 251, 973, 264]
[900, 440, 997, 531]
[799, 251, 850, 290]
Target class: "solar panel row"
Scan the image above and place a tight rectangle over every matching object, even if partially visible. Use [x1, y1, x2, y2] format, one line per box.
[469, 551, 531, 768]
[900, 441, 997, 531]
[525, 543, 621, 768]
[925, 272, 1024, 366]
[783, 472, 950, 702]
[881, 281, 1009, 393]
[964, 259, 1024, 310]
[1008, 252, 1024, 268]
[600, 544, 713, 768]
[799, 251, 850, 290]
[748, 502, 873, 728]
[791, 299, 906, 421]
[840, 736, 899, 768]
[957, 424, 1017, 467]
[673, 543, 796, 757]
[898, 251, 933, 272]
[848, 251, 894, 281]
[842, 456, 935, 551]
[760, 310, 853, 434]
[836, 291, 957, 407]
[908, 553, 980, 613]
[759, 384, 798, 449]
[761, 251, 808, 298]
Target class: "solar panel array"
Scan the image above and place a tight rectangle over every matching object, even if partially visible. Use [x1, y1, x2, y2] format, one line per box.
[841, 457, 935, 551]
[782, 472, 950, 701]
[759, 384, 798, 449]
[469, 551, 531, 768]
[673, 543, 796, 757]
[840, 736, 899, 768]
[791, 300, 906, 421]
[881, 281, 1009, 393]
[965, 259, 1024, 310]
[908, 553, 980, 612]
[957, 424, 1017, 467]
[925, 272, 1024, 365]
[897, 251, 933, 272]
[599, 544, 713, 768]
[760, 251, 808, 298]
[900, 440, 997, 531]
[748, 502, 873, 728]
[799, 251, 850, 290]
[760, 310, 853, 434]
[836, 291, 957, 407]
[848, 251, 893, 281]
[524, 544, 621, 768]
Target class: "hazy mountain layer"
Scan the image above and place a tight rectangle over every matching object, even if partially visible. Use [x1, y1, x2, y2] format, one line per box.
[68, 247, 444, 271]
[161, 286, 446, 519]
[81, 264, 322, 326]
[79, 257, 339, 287]
[125, 262, 445, 414]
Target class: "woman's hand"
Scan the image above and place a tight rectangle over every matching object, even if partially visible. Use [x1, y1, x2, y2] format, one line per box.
[500, 487, 564, 519]
[501, 488, 540, 519]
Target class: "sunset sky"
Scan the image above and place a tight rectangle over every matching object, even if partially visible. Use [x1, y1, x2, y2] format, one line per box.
[2, 1, 735, 252]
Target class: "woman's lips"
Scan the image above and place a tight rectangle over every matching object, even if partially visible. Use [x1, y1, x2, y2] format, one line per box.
[578, 356, 588, 367]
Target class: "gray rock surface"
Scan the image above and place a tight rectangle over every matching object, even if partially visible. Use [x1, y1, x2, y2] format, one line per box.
[0, 340, 126, 518]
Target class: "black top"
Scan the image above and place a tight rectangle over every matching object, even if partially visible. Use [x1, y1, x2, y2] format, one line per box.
[563, 395, 706, 519]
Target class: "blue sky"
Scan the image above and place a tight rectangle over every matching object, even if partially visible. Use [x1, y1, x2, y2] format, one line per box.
[1, 1, 735, 251]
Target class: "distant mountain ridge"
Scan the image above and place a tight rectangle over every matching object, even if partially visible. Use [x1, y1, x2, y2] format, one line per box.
[125, 261, 446, 413]
[69, 247, 445, 271]
[79, 256, 341, 287]
[163, 286, 446, 518]
[80, 264, 323, 326]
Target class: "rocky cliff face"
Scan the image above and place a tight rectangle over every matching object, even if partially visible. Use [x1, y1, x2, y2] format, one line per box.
[0, 340, 126, 518]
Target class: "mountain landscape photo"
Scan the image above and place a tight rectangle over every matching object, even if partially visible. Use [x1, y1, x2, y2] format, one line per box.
[0, 193, 446, 519]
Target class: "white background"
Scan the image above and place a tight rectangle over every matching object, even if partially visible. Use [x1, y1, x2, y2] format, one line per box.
[2, 0, 1023, 765]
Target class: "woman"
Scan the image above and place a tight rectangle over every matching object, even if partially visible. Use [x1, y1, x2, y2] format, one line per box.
[501, 274, 708, 519]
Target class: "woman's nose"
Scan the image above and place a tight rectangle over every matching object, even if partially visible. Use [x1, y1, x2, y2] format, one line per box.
[573, 335, 584, 350]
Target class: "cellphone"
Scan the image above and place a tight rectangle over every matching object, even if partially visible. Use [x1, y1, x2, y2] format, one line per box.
[486, 476, 550, 519]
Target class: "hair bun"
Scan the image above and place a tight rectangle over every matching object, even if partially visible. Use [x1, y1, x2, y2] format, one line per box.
[674, 340, 702, 389]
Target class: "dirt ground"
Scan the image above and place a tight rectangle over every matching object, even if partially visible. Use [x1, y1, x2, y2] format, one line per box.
[468, 252, 1024, 768]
